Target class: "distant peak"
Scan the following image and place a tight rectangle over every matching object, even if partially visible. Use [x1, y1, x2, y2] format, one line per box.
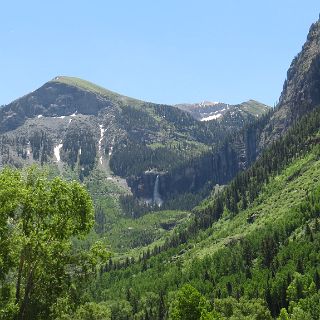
[198, 101, 220, 107]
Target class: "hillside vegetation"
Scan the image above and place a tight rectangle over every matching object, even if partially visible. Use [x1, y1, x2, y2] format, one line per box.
[87, 112, 320, 319]
[1, 16, 320, 320]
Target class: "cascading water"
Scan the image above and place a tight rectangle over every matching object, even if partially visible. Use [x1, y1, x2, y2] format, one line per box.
[153, 175, 163, 207]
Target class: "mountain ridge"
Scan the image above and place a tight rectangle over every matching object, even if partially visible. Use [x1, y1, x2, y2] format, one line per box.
[175, 99, 269, 122]
[0, 75, 270, 208]
[260, 19, 320, 147]
[51, 76, 146, 107]
[87, 18, 320, 319]
[1, 14, 319, 209]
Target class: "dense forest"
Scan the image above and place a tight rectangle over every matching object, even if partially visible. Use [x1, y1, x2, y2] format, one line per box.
[2, 102, 319, 319]
[1, 15, 320, 320]
[89, 107, 320, 319]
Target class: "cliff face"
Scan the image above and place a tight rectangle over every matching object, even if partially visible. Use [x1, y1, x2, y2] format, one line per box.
[147, 19, 320, 202]
[260, 20, 320, 148]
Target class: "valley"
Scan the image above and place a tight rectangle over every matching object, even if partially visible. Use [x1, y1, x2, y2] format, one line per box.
[1, 13, 320, 320]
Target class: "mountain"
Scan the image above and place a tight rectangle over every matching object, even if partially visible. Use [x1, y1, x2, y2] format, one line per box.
[0, 76, 268, 208]
[96, 109, 320, 319]
[175, 99, 269, 122]
[261, 20, 320, 146]
[1, 20, 319, 215]
[158, 19, 320, 204]
[86, 19, 320, 320]
[1, 14, 320, 320]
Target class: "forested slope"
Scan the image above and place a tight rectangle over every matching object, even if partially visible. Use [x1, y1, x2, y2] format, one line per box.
[87, 106, 320, 319]
[155, 20, 320, 206]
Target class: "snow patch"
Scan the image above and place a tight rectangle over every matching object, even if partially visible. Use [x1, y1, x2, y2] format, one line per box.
[53, 115, 66, 119]
[70, 111, 77, 117]
[37, 115, 43, 118]
[144, 198, 153, 205]
[200, 113, 222, 121]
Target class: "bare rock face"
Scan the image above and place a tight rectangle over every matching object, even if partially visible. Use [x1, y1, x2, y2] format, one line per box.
[260, 21, 320, 149]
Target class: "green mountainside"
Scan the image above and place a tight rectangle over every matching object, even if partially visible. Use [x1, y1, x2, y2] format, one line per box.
[0, 73, 268, 216]
[76, 18, 320, 319]
[89, 101, 320, 320]
[0, 73, 268, 266]
[1, 16, 320, 320]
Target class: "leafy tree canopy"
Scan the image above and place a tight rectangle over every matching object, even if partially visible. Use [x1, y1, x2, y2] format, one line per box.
[0, 166, 109, 320]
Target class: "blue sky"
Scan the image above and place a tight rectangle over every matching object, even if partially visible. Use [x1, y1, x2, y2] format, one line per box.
[1, 1, 320, 106]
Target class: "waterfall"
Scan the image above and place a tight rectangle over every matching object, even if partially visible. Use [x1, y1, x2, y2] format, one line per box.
[98, 124, 105, 165]
[153, 175, 163, 207]
[54, 142, 63, 162]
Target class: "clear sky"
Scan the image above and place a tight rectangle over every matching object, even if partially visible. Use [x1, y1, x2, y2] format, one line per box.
[1, 1, 320, 106]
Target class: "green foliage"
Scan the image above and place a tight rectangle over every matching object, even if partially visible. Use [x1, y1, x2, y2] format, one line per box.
[53, 76, 143, 107]
[62, 124, 97, 178]
[73, 302, 111, 320]
[168, 284, 213, 320]
[107, 300, 133, 320]
[278, 308, 290, 320]
[214, 297, 272, 319]
[0, 166, 108, 320]
[92, 141, 320, 319]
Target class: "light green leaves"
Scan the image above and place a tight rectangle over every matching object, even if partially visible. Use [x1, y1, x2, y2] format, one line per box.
[0, 166, 106, 320]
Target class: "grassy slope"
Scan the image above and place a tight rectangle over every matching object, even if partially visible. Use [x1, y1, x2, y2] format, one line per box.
[108, 210, 191, 258]
[238, 100, 270, 117]
[185, 149, 318, 262]
[81, 168, 190, 256]
[53, 76, 210, 158]
[51, 76, 144, 107]
[98, 144, 320, 300]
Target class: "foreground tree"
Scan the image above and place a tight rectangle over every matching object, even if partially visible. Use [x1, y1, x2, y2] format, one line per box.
[169, 284, 220, 320]
[0, 166, 107, 320]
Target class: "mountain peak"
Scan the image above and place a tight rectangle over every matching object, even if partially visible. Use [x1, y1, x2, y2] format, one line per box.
[49, 76, 144, 106]
[198, 101, 220, 107]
